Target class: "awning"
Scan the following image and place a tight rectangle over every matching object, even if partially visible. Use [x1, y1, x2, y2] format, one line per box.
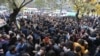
[66, 12, 76, 17]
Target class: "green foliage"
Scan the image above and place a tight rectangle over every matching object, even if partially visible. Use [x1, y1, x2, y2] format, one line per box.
[70, 0, 95, 17]
[34, 0, 45, 9]
[33, 0, 68, 10]
[0, 0, 7, 5]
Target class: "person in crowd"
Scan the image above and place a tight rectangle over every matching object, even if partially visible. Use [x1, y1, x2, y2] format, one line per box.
[0, 14, 99, 56]
[26, 34, 35, 56]
[5, 45, 19, 56]
[21, 52, 30, 56]
[35, 47, 45, 56]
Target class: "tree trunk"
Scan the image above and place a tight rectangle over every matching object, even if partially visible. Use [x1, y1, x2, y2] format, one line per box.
[8, 8, 20, 24]
[76, 9, 80, 26]
[7, 8, 21, 29]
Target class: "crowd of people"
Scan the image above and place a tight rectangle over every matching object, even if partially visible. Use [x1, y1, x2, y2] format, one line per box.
[0, 14, 100, 56]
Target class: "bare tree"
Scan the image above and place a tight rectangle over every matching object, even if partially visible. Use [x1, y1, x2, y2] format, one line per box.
[6, 0, 34, 23]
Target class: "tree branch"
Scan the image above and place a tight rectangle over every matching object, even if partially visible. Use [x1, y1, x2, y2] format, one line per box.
[19, 0, 33, 9]
[12, 0, 18, 8]
[19, 0, 26, 8]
